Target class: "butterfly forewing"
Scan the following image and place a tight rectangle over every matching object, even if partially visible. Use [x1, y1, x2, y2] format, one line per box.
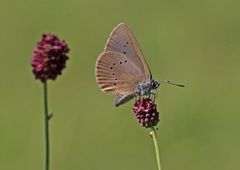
[96, 51, 145, 95]
[104, 23, 152, 81]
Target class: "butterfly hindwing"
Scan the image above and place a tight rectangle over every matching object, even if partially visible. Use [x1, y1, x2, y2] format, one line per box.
[115, 94, 136, 107]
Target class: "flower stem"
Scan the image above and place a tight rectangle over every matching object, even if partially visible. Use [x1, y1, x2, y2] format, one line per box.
[150, 126, 162, 170]
[43, 81, 50, 170]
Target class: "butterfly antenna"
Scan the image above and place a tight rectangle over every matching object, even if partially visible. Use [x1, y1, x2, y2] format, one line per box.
[159, 80, 185, 87]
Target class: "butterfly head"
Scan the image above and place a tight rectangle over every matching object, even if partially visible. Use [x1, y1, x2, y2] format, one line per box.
[151, 79, 160, 90]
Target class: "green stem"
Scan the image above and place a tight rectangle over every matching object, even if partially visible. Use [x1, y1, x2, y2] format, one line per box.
[43, 82, 50, 170]
[150, 126, 162, 170]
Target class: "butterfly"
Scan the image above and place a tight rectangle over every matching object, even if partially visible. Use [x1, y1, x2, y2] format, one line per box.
[95, 23, 183, 106]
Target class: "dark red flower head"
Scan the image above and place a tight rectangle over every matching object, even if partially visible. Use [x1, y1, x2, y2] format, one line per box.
[31, 34, 69, 82]
[133, 98, 160, 128]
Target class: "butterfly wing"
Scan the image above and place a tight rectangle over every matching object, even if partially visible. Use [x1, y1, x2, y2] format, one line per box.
[105, 23, 152, 81]
[95, 51, 145, 95]
[115, 93, 136, 107]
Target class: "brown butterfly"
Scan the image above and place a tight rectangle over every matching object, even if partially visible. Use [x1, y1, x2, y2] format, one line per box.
[95, 23, 183, 106]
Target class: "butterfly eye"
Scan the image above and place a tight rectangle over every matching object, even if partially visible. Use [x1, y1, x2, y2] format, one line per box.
[151, 80, 160, 89]
[110, 67, 113, 69]
[124, 60, 127, 63]
[113, 83, 116, 85]
[112, 73, 115, 75]
[120, 61, 122, 64]
[113, 63, 115, 65]
[123, 51, 126, 54]
[115, 78, 118, 80]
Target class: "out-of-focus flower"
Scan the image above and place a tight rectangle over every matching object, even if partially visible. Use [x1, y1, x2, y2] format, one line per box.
[31, 34, 69, 82]
[133, 98, 159, 128]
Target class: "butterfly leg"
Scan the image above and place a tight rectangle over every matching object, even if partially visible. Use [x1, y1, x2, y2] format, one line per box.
[134, 96, 137, 102]
[135, 95, 141, 102]
[154, 89, 158, 101]
[149, 91, 156, 101]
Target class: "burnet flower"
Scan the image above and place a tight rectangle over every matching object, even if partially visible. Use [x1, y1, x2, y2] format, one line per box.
[133, 98, 160, 128]
[31, 34, 69, 82]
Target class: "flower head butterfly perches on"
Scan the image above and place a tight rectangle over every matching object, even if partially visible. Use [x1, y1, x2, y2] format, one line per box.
[133, 98, 159, 128]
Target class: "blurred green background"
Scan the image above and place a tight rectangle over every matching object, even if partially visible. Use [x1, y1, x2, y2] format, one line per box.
[0, 0, 240, 169]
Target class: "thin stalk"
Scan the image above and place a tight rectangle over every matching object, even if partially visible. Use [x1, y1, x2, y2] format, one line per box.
[150, 126, 162, 170]
[43, 81, 50, 170]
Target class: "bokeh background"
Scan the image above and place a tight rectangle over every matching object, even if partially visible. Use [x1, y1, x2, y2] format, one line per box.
[1, 0, 240, 169]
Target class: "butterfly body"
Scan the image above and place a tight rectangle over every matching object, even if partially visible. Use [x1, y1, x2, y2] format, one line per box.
[135, 80, 159, 96]
[96, 23, 159, 106]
